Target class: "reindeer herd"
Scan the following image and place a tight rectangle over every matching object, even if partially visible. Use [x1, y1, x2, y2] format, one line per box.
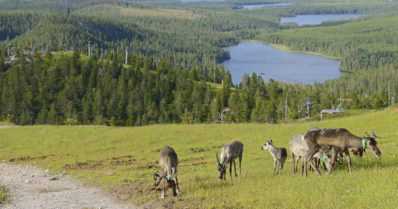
[153, 128, 382, 199]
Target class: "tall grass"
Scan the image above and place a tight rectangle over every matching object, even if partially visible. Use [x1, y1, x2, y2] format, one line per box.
[0, 109, 397, 208]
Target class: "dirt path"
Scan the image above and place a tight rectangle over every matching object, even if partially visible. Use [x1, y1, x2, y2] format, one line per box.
[0, 163, 138, 209]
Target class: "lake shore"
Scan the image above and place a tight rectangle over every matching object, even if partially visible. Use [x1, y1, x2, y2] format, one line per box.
[223, 40, 341, 84]
[270, 43, 341, 60]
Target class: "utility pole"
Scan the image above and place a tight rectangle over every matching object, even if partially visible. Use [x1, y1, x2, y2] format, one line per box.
[306, 97, 312, 119]
[284, 91, 288, 121]
[125, 47, 129, 65]
[88, 42, 91, 57]
[388, 81, 392, 106]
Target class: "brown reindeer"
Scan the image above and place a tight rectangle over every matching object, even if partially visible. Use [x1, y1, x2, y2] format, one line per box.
[303, 128, 381, 175]
[153, 146, 180, 199]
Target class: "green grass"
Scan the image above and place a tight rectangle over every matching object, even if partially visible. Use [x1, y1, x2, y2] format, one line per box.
[1, 109, 398, 208]
[0, 186, 7, 205]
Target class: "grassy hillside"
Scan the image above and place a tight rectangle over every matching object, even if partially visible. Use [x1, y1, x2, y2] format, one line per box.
[0, 108, 397, 208]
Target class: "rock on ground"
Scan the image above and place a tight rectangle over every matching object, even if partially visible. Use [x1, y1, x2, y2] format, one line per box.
[0, 163, 138, 209]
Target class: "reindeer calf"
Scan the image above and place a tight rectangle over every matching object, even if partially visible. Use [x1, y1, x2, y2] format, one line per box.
[262, 139, 287, 175]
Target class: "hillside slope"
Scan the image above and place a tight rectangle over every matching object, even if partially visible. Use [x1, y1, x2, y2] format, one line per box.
[0, 108, 397, 208]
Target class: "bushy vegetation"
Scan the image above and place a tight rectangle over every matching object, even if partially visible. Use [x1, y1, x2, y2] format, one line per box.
[0, 109, 397, 208]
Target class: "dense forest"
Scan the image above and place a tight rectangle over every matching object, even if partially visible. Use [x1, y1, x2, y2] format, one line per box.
[0, 50, 286, 125]
[0, 49, 396, 125]
[0, 4, 278, 70]
[1, 0, 398, 125]
[263, 15, 398, 72]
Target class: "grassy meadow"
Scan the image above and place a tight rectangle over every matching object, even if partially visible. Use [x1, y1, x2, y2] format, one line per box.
[1, 109, 398, 208]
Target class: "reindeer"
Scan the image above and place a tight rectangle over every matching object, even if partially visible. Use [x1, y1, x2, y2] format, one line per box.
[153, 146, 180, 199]
[262, 139, 287, 175]
[303, 128, 381, 175]
[216, 140, 244, 180]
[290, 135, 334, 175]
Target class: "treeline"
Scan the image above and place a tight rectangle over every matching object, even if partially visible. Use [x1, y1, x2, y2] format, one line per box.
[1, 49, 397, 126]
[0, 49, 312, 125]
[0, 50, 228, 125]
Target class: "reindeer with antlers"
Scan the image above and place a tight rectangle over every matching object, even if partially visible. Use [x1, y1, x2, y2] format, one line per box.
[302, 128, 382, 176]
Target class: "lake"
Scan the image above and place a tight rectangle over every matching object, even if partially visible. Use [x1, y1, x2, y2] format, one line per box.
[280, 14, 361, 26]
[223, 41, 341, 84]
[235, 2, 292, 10]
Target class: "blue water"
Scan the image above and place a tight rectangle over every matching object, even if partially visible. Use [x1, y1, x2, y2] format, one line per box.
[280, 14, 361, 26]
[223, 41, 341, 84]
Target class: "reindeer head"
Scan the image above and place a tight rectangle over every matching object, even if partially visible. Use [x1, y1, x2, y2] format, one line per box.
[363, 131, 382, 158]
[261, 139, 273, 151]
[153, 172, 178, 195]
[153, 172, 162, 187]
[216, 153, 226, 180]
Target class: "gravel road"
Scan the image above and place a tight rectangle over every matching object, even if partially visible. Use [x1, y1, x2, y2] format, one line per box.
[0, 163, 138, 209]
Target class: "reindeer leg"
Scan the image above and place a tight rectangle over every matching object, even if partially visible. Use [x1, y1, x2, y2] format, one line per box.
[279, 160, 283, 174]
[160, 188, 165, 199]
[297, 157, 302, 174]
[292, 153, 296, 174]
[273, 160, 277, 175]
[229, 161, 233, 180]
[305, 149, 320, 176]
[303, 160, 307, 176]
[175, 177, 180, 195]
[310, 160, 321, 175]
[233, 160, 238, 177]
[279, 161, 282, 175]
